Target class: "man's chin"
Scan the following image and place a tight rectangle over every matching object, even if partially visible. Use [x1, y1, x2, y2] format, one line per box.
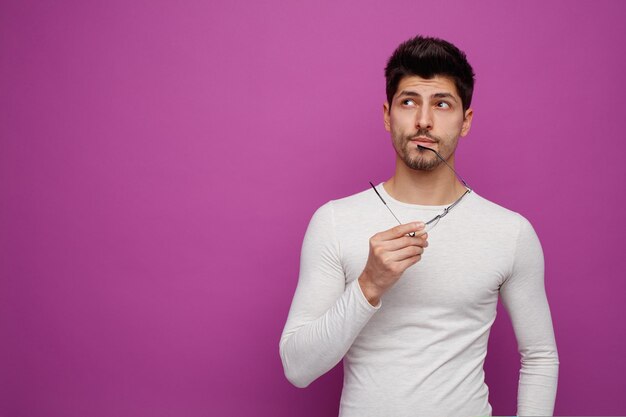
[403, 153, 439, 171]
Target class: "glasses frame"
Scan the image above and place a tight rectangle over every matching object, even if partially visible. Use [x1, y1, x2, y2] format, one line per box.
[369, 145, 472, 236]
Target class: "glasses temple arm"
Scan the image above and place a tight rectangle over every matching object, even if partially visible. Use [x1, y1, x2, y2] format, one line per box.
[369, 181, 404, 226]
[417, 145, 470, 189]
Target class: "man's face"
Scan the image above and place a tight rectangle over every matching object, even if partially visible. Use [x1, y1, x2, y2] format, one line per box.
[384, 75, 473, 171]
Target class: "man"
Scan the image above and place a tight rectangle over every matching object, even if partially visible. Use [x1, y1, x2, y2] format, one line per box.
[280, 35, 559, 417]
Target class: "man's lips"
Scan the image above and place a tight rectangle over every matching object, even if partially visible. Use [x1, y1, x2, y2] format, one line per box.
[410, 137, 437, 146]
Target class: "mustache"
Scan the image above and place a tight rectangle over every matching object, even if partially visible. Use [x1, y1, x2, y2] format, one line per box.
[405, 129, 440, 142]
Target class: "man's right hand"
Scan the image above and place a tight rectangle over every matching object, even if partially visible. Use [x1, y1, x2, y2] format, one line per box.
[358, 222, 428, 306]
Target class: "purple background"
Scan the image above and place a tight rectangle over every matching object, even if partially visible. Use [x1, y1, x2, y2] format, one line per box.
[1, 0, 625, 416]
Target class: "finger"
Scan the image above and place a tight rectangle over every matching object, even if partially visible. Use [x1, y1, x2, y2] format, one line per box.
[395, 254, 422, 272]
[389, 245, 424, 262]
[410, 229, 428, 238]
[379, 222, 425, 241]
[412, 232, 429, 242]
[384, 235, 429, 251]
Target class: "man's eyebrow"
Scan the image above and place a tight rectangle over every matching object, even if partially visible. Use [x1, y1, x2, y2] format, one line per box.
[397, 91, 420, 97]
[433, 93, 458, 102]
[397, 91, 458, 102]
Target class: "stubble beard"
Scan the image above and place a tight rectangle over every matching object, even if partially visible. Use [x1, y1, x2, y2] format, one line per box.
[393, 131, 446, 171]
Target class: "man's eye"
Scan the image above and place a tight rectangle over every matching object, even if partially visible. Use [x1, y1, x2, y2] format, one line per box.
[402, 99, 416, 106]
[436, 102, 451, 109]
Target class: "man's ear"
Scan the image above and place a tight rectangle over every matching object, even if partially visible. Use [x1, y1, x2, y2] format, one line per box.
[460, 108, 473, 137]
[383, 102, 391, 132]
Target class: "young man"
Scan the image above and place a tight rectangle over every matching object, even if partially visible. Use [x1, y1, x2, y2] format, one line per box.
[280, 35, 559, 417]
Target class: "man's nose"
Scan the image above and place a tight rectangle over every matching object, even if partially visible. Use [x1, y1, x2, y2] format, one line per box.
[415, 107, 433, 130]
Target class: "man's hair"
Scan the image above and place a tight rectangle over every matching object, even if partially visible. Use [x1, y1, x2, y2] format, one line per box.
[385, 35, 475, 113]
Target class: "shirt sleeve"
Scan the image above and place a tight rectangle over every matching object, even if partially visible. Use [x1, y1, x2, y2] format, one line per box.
[499, 215, 560, 416]
[279, 201, 380, 388]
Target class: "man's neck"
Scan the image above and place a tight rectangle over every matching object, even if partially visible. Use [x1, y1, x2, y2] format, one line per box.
[383, 155, 467, 206]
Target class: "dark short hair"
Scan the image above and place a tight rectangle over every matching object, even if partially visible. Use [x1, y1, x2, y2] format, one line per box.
[385, 35, 475, 112]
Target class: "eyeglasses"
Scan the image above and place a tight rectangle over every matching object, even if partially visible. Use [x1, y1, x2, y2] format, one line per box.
[369, 145, 472, 236]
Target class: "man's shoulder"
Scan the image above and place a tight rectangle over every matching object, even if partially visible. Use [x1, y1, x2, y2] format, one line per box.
[312, 186, 373, 213]
[329, 186, 375, 209]
[469, 192, 536, 234]
[471, 192, 520, 217]
[308, 186, 378, 229]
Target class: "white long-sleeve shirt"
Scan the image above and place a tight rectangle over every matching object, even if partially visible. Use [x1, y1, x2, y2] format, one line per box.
[280, 183, 559, 417]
